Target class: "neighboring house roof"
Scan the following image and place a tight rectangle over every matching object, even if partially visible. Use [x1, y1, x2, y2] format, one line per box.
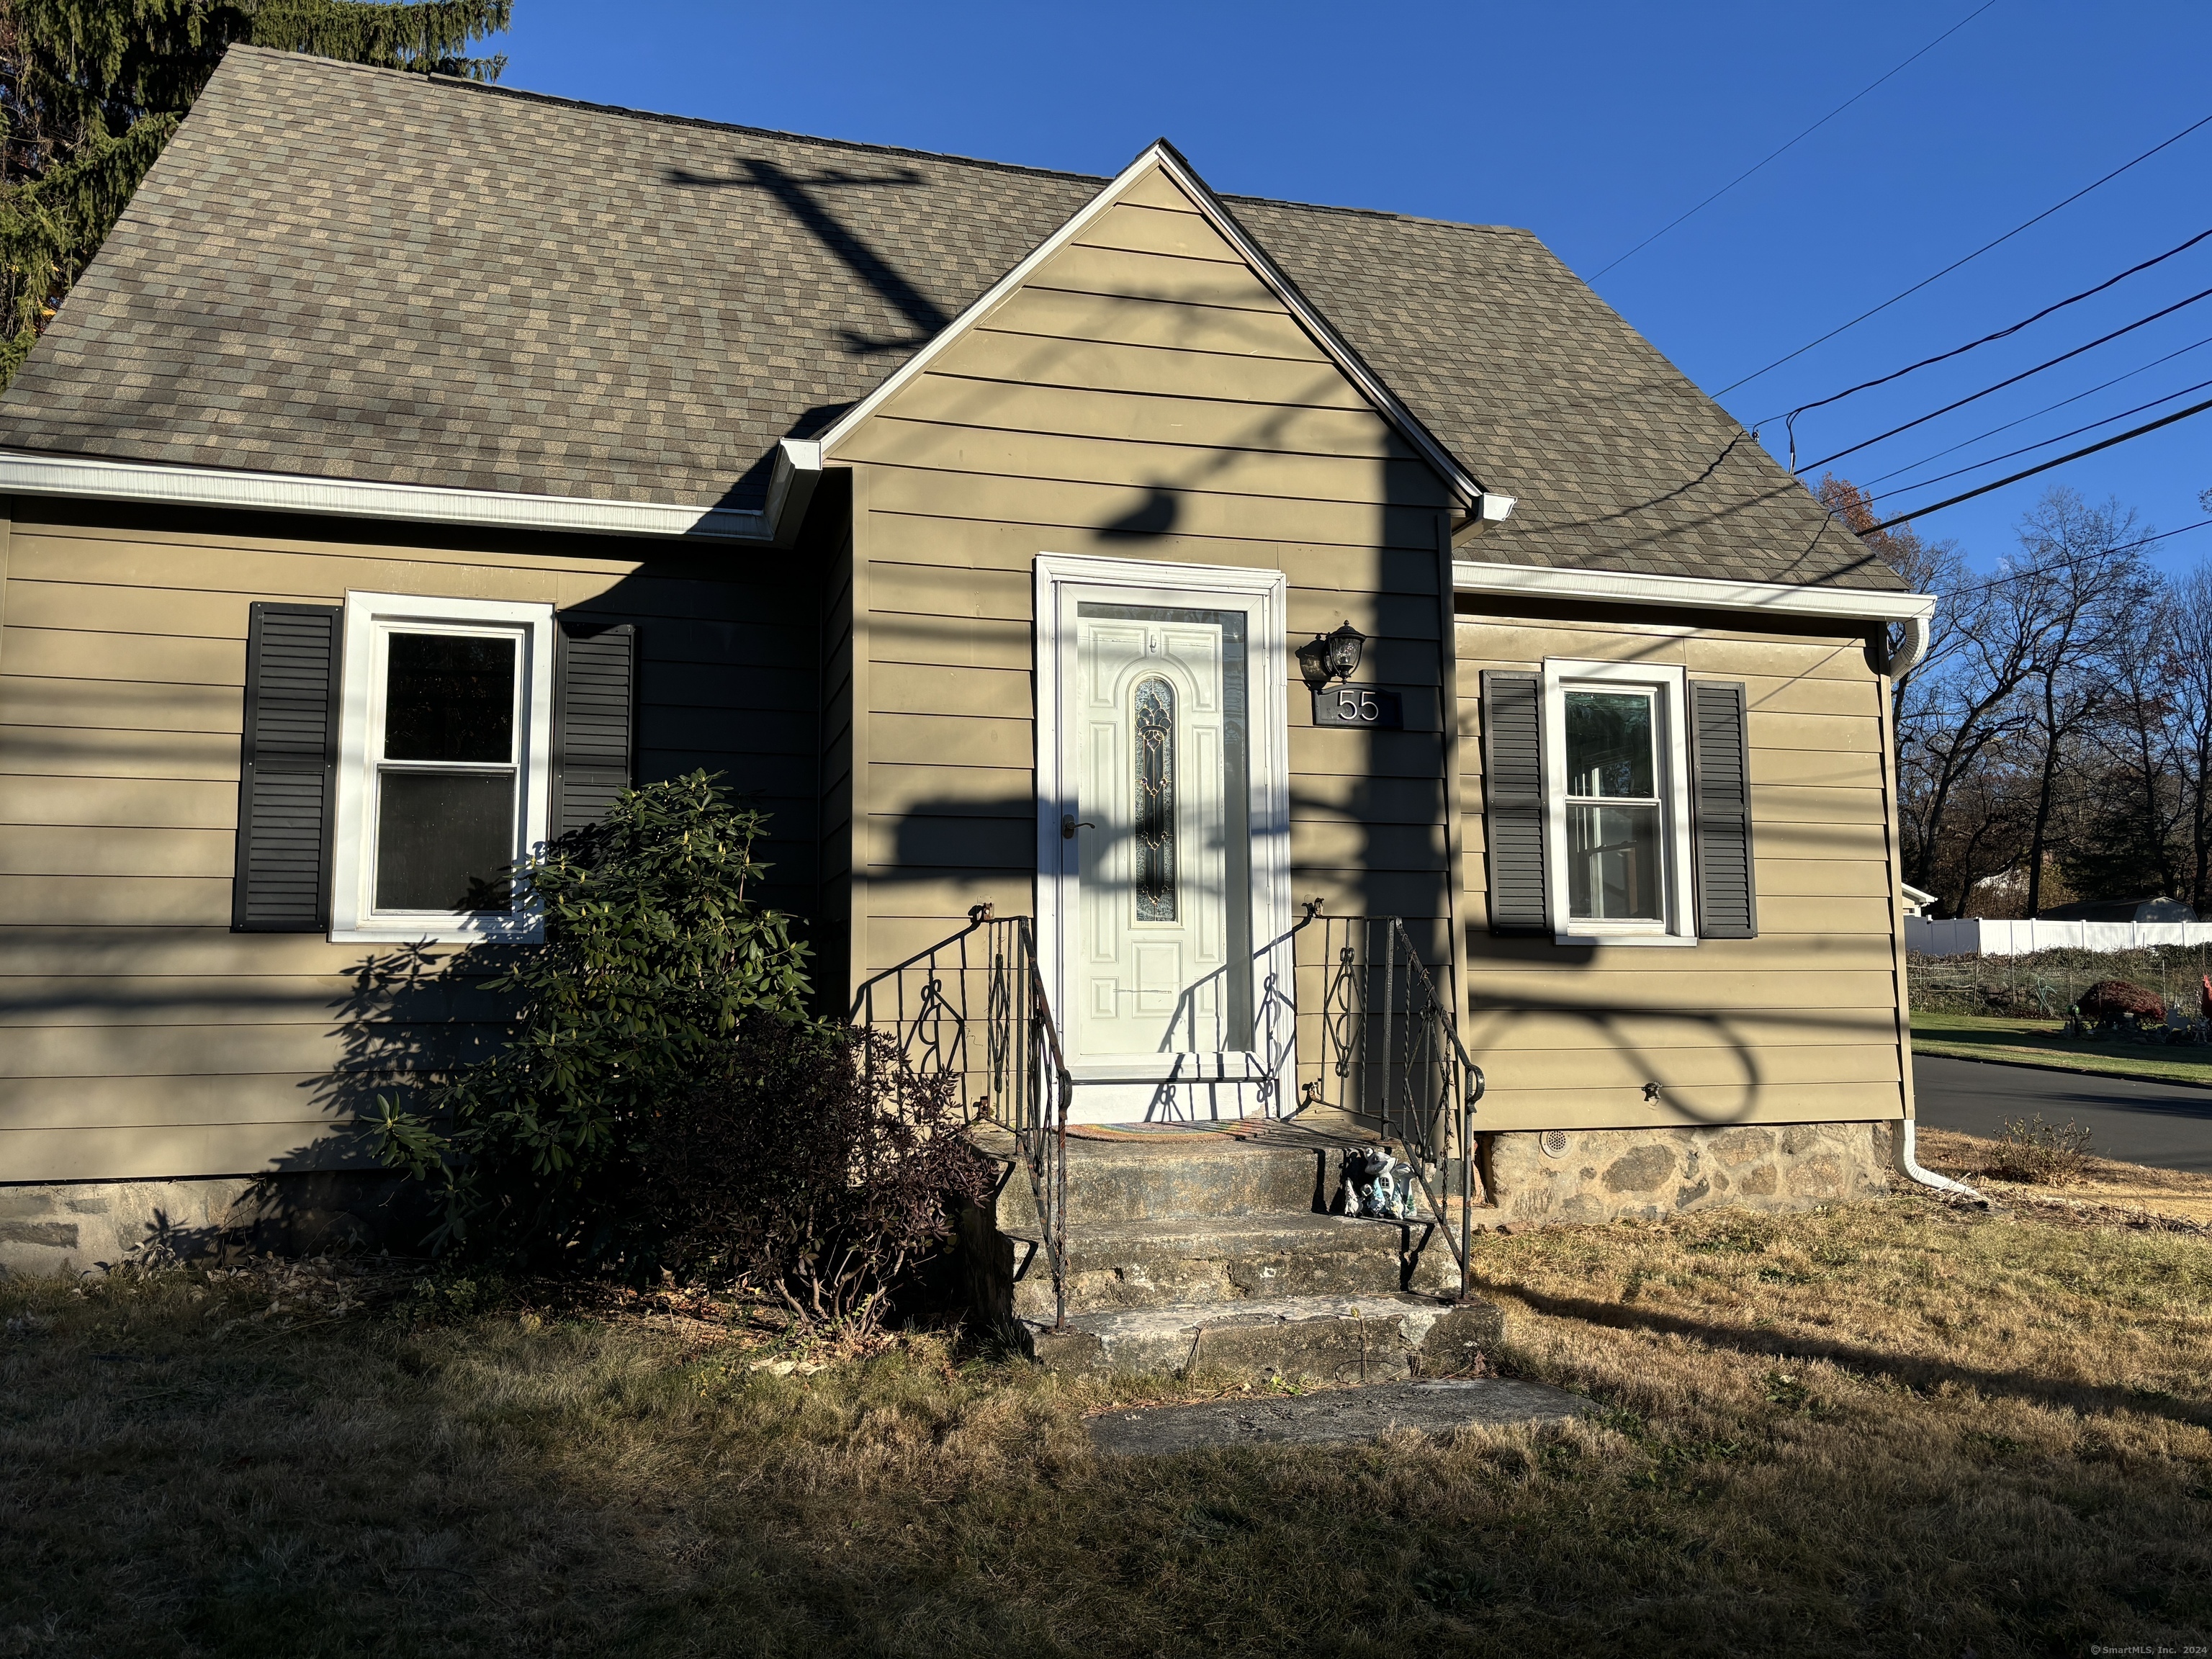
[0, 45, 1900, 591]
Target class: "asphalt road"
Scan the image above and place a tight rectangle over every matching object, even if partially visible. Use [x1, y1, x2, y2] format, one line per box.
[1912, 1053, 2212, 1174]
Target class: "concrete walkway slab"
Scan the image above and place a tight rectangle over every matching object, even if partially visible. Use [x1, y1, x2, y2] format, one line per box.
[1088, 1377, 1588, 1455]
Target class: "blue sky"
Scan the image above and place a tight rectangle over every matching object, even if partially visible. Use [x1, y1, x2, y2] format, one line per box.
[501, 1, 2212, 582]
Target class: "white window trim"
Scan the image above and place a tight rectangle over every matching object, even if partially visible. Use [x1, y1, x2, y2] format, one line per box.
[1542, 658, 1698, 948]
[1033, 552, 1294, 1086]
[331, 591, 557, 945]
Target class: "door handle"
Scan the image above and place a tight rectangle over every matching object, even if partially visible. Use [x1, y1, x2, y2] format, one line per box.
[1061, 814, 1096, 840]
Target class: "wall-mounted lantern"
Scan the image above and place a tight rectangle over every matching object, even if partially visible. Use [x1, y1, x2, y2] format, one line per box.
[1297, 620, 1366, 691]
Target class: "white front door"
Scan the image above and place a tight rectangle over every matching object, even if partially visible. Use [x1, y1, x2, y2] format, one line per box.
[1037, 556, 1292, 1123]
[1074, 608, 1242, 1059]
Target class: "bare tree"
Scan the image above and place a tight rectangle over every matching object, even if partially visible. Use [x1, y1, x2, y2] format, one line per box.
[1894, 549, 2044, 914]
[2169, 559, 2212, 911]
[1815, 475, 1966, 722]
[2070, 583, 2185, 902]
[2010, 489, 2157, 914]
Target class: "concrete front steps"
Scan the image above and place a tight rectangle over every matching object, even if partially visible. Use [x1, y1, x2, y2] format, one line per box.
[963, 1123, 1503, 1380]
[1030, 1292, 1501, 1381]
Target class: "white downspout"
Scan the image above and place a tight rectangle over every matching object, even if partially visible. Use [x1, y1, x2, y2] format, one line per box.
[1897, 1119, 1985, 1204]
[1887, 611, 1929, 680]
[1884, 601, 1979, 1204]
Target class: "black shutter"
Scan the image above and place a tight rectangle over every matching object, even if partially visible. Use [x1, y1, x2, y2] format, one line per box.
[233, 603, 341, 932]
[1480, 670, 1549, 935]
[552, 619, 637, 835]
[1690, 680, 1758, 939]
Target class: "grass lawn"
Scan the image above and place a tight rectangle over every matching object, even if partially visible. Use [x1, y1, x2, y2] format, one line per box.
[6, 1190, 2212, 1658]
[1912, 1010, 2212, 1087]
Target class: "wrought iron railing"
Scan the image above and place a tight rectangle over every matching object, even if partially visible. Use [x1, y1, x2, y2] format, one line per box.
[1291, 909, 1485, 1302]
[846, 902, 1483, 1320]
[848, 905, 1072, 1331]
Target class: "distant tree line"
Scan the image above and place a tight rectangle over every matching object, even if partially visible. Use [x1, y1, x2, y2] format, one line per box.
[1824, 477, 2212, 920]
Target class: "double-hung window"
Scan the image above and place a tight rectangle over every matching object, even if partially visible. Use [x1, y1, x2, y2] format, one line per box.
[330, 593, 556, 943]
[1542, 660, 1696, 944]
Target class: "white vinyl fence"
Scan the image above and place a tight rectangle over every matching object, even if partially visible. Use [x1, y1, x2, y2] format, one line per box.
[1906, 917, 2212, 957]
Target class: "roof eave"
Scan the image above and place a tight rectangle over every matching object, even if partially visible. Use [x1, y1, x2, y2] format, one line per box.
[1453, 557, 1936, 623]
[0, 449, 782, 543]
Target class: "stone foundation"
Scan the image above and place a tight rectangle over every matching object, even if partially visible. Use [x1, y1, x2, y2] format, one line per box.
[1479, 1121, 1894, 1227]
[0, 1173, 419, 1277]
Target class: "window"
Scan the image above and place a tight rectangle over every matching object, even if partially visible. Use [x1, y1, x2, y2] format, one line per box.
[1542, 660, 1696, 944]
[331, 593, 555, 943]
[1133, 675, 1177, 922]
[1565, 688, 1662, 922]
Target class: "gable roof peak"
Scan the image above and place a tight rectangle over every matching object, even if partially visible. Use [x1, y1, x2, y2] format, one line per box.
[809, 136, 1491, 516]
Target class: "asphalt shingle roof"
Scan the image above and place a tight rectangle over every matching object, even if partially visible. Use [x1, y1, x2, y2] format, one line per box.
[0, 46, 1897, 590]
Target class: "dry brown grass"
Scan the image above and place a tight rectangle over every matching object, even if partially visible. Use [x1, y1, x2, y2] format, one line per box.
[1920, 1125, 2212, 1228]
[4, 1192, 2210, 1658]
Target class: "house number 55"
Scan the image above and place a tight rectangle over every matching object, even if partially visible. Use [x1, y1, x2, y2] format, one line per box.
[1311, 684, 1404, 729]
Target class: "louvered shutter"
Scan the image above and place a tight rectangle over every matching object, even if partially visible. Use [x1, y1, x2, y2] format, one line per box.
[232, 603, 342, 932]
[1480, 670, 1549, 935]
[1690, 680, 1758, 939]
[552, 619, 637, 835]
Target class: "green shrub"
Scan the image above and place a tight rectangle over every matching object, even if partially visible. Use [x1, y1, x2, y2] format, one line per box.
[374, 771, 813, 1270]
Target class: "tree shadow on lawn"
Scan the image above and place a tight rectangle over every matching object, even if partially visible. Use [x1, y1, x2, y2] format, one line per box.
[1494, 1283, 2212, 1432]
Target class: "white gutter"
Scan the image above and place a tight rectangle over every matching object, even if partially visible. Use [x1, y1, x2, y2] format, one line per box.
[1454, 558, 1938, 624]
[0, 449, 781, 542]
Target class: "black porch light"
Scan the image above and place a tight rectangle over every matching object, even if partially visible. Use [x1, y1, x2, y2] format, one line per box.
[1297, 620, 1367, 693]
[1326, 621, 1366, 680]
[1296, 621, 1366, 690]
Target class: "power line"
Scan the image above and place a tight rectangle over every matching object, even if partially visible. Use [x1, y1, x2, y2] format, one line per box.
[1855, 373, 2212, 499]
[1768, 222, 2212, 426]
[1797, 282, 2212, 475]
[1860, 328, 2212, 488]
[1936, 518, 2212, 598]
[1853, 395, 2212, 535]
[1593, 0, 2000, 280]
[1716, 107, 2212, 397]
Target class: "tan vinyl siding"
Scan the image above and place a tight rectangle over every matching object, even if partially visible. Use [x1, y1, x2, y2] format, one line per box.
[835, 164, 1456, 1002]
[1455, 601, 1910, 1131]
[0, 508, 821, 1182]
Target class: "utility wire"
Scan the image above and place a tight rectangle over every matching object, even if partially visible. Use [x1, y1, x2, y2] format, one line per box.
[1853, 395, 2212, 535]
[1933, 518, 2212, 598]
[1593, 0, 2000, 279]
[1769, 223, 2212, 426]
[1797, 282, 2212, 475]
[1717, 107, 2212, 397]
[1856, 374, 2212, 499]
[1860, 328, 2212, 488]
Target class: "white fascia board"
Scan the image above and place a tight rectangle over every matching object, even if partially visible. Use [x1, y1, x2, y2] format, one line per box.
[1453, 558, 1938, 624]
[806, 142, 1488, 511]
[0, 449, 776, 542]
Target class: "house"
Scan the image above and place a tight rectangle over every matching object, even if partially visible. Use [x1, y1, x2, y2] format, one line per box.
[0, 48, 1936, 1287]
